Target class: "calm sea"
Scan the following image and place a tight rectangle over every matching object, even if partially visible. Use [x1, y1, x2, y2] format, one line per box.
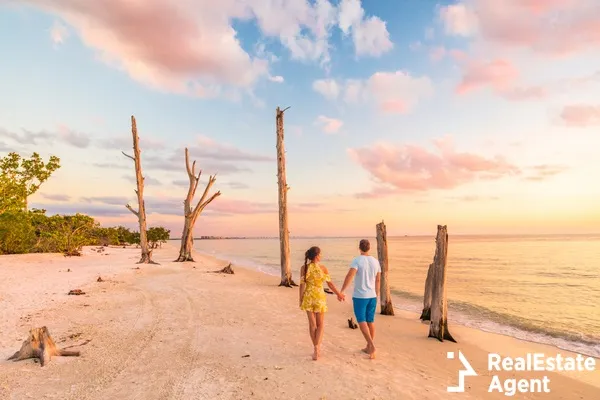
[190, 235, 600, 357]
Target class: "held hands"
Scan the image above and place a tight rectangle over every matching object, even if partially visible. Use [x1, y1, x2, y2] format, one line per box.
[337, 292, 346, 302]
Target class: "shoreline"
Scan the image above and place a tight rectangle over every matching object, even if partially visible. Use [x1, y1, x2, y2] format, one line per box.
[194, 247, 600, 359]
[1, 245, 599, 399]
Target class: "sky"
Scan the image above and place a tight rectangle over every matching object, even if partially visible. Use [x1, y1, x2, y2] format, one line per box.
[1, 0, 599, 237]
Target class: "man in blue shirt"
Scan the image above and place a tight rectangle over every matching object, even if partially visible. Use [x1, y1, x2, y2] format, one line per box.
[340, 239, 381, 359]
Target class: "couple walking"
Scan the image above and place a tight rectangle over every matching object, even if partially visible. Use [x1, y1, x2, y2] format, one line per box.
[299, 239, 380, 360]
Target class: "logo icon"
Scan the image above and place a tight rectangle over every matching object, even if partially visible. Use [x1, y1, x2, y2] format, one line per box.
[447, 351, 477, 392]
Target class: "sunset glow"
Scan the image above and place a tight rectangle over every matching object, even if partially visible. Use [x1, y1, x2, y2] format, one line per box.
[1, 0, 599, 237]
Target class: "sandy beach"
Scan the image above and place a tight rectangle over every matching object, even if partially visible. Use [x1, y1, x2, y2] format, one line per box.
[1, 244, 598, 400]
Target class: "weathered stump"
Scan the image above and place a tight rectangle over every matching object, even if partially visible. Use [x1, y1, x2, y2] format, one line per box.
[8, 327, 80, 366]
[427, 225, 456, 342]
[213, 263, 234, 274]
[420, 263, 434, 321]
[376, 220, 394, 315]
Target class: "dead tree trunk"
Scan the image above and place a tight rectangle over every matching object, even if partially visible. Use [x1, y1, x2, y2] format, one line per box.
[123, 115, 156, 264]
[428, 225, 456, 342]
[175, 148, 221, 262]
[420, 263, 434, 321]
[376, 220, 394, 315]
[8, 327, 80, 366]
[276, 106, 296, 287]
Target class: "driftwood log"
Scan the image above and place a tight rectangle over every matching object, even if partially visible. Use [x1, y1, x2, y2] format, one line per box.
[276, 106, 296, 287]
[8, 327, 80, 366]
[427, 225, 456, 342]
[420, 263, 434, 320]
[123, 115, 157, 264]
[175, 148, 221, 262]
[376, 221, 394, 315]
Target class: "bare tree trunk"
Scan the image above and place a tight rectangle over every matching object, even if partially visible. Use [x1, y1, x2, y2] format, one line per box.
[428, 225, 456, 342]
[420, 263, 434, 321]
[276, 106, 296, 287]
[175, 148, 221, 262]
[8, 327, 80, 366]
[376, 220, 394, 315]
[123, 116, 156, 264]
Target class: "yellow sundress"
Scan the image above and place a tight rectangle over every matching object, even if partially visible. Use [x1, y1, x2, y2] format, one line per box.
[300, 262, 331, 313]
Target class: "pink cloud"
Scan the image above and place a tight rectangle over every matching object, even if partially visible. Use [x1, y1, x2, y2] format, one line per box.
[560, 105, 600, 127]
[455, 58, 548, 100]
[24, 0, 268, 96]
[456, 59, 518, 94]
[348, 136, 520, 195]
[380, 100, 407, 114]
[440, 0, 600, 56]
[429, 46, 446, 62]
[315, 116, 343, 134]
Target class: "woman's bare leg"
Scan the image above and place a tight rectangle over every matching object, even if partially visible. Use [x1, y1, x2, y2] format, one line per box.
[313, 312, 325, 360]
[306, 311, 317, 349]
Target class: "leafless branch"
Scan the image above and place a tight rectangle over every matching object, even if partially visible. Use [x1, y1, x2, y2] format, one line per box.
[122, 151, 135, 161]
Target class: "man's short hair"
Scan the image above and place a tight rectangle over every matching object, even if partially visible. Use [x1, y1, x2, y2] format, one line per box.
[359, 239, 370, 252]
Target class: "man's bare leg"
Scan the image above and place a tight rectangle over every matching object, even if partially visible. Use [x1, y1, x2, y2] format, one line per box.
[358, 322, 376, 358]
[361, 323, 376, 353]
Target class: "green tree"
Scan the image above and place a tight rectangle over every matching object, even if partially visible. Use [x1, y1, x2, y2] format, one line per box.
[147, 226, 170, 249]
[0, 152, 60, 213]
[37, 213, 99, 256]
[92, 226, 121, 246]
[0, 211, 36, 254]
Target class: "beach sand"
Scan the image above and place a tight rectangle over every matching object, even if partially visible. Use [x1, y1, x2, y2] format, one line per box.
[1, 244, 598, 400]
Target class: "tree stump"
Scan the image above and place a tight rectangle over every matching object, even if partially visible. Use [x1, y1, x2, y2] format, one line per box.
[427, 225, 456, 342]
[420, 263, 434, 321]
[376, 220, 394, 315]
[7, 327, 80, 366]
[217, 263, 234, 274]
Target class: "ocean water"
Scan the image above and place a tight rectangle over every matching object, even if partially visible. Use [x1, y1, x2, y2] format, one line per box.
[191, 235, 600, 357]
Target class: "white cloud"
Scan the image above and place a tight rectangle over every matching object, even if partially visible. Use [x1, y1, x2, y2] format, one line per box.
[338, 0, 393, 57]
[312, 78, 340, 100]
[27, 0, 394, 101]
[50, 20, 69, 46]
[438, 4, 478, 36]
[313, 71, 434, 114]
[268, 75, 284, 83]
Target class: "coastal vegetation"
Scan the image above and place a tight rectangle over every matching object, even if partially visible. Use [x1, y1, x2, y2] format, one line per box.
[0, 151, 170, 256]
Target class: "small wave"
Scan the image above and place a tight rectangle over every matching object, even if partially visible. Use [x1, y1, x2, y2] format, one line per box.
[390, 290, 600, 358]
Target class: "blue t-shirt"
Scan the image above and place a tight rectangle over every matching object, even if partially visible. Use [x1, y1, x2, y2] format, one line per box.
[350, 255, 381, 299]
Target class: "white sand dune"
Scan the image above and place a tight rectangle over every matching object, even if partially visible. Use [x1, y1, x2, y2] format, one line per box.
[0, 244, 598, 399]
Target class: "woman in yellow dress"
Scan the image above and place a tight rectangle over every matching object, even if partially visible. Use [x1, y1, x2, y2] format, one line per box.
[299, 246, 344, 360]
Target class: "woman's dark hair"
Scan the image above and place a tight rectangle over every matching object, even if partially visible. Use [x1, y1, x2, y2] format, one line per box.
[301, 246, 321, 276]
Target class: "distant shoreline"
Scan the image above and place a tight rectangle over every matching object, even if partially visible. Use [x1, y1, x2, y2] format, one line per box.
[168, 233, 600, 240]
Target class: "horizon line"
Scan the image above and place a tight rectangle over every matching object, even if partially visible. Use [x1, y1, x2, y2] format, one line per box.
[167, 232, 600, 240]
